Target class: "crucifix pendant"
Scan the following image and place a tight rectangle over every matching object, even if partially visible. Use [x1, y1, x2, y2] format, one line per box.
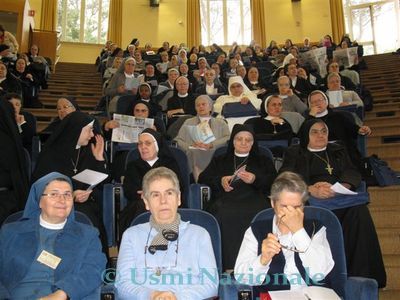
[155, 268, 161, 276]
[73, 168, 77, 174]
[326, 164, 333, 175]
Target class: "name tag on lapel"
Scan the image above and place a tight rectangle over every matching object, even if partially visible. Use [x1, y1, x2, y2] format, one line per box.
[37, 250, 62, 269]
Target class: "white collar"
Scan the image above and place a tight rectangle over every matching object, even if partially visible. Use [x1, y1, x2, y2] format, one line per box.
[315, 110, 328, 118]
[178, 93, 189, 98]
[265, 115, 275, 121]
[40, 214, 67, 230]
[307, 146, 327, 152]
[234, 152, 249, 157]
[250, 80, 258, 84]
[146, 157, 159, 167]
[279, 95, 288, 99]
[141, 98, 150, 102]
[199, 116, 211, 122]
[124, 72, 134, 78]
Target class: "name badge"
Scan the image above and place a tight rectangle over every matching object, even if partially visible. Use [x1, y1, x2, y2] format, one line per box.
[37, 250, 61, 269]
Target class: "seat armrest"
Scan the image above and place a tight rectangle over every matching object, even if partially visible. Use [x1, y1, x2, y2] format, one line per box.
[345, 276, 378, 300]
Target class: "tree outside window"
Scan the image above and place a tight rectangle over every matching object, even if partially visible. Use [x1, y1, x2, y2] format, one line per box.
[57, 0, 109, 44]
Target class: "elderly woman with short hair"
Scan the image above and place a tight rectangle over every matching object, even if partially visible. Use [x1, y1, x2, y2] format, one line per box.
[175, 95, 230, 180]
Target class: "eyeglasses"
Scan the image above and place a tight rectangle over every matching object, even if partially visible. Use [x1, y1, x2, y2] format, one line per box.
[144, 228, 179, 276]
[310, 128, 328, 135]
[57, 105, 73, 111]
[234, 136, 254, 144]
[276, 215, 315, 253]
[42, 192, 73, 200]
[138, 140, 155, 147]
[135, 109, 148, 113]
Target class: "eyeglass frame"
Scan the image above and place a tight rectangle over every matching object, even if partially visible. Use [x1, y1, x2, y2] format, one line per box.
[41, 192, 73, 200]
[275, 215, 316, 253]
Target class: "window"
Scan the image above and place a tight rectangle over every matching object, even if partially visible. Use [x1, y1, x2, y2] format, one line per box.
[343, 0, 400, 54]
[200, 0, 252, 46]
[57, 0, 110, 44]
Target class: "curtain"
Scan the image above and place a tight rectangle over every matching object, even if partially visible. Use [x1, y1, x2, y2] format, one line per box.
[40, 0, 57, 31]
[187, 0, 201, 47]
[330, 0, 345, 44]
[107, 0, 122, 46]
[250, 0, 266, 48]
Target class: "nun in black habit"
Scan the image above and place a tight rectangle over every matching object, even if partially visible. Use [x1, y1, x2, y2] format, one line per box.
[198, 124, 277, 270]
[32, 111, 108, 252]
[120, 128, 186, 234]
[0, 100, 29, 224]
[280, 119, 386, 287]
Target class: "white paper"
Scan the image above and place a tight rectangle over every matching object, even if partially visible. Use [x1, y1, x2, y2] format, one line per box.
[186, 122, 216, 144]
[331, 182, 358, 195]
[111, 114, 154, 143]
[269, 286, 340, 300]
[72, 169, 108, 190]
[326, 90, 343, 107]
[299, 47, 328, 77]
[333, 47, 358, 68]
[124, 77, 140, 90]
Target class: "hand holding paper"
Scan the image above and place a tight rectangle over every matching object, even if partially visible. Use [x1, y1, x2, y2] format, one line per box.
[72, 169, 108, 190]
[330, 182, 357, 195]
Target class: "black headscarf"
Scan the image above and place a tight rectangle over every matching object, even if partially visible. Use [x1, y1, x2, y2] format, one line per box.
[298, 119, 328, 148]
[33, 111, 95, 180]
[226, 124, 259, 158]
[139, 128, 174, 161]
[0, 99, 29, 210]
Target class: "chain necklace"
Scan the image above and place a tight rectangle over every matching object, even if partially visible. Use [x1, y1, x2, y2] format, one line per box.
[312, 151, 333, 175]
[233, 155, 248, 173]
[71, 148, 81, 174]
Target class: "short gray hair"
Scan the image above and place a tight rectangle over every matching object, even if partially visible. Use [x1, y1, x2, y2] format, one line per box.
[270, 171, 309, 204]
[142, 167, 180, 199]
[195, 94, 214, 112]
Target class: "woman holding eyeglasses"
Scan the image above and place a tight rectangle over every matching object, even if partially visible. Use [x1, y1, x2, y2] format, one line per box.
[235, 171, 334, 295]
[121, 129, 185, 233]
[0, 172, 106, 299]
[198, 124, 276, 270]
[117, 167, 218, 299]
[279, 119, 386, 288]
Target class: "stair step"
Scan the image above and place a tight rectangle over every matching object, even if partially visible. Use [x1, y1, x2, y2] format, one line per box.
[364, 115, 400, 126]
[379, 289, 400, 300]
[367, 143, 400, 157]
[370, 209, 400, 229]
[369, 186, 400, 205]
[382, 255, 400, 290]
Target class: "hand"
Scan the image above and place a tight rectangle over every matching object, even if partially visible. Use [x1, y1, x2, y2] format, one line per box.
[117, 85, 125, 93]
[73, 189, 93, 203]
[279, 206, 304, 233]
[309, 182, 335, 199]
[151, 125, 157, 131]
[237, 170, 255, 184]
[192, 141, 212, 150]
[167, 109, 184, 118]
[308, 106, 319, 117]
[40, 290, 68, 300]
[15, 114, 25, 125]
[104, 120, 119, 131]
[240, 96, 250, 105]
[287, 88, 294, 96]
[260, 233, 281, 265]
[151, 291, 177, 300]
[131, 87, 137, 95]
[270, 117, 285, 125]
[358, 125, 371, 136]
[91, 134, 105, 161]
[221, 176, 234, 192]
[339, 102, 350, 107]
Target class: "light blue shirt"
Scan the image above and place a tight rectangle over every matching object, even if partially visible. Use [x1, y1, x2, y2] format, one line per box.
[116, 221, 219, 299]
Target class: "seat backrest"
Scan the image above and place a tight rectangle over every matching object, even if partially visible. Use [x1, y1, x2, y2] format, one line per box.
[251, 206, 347, 298]
[131, 208, 223, 274]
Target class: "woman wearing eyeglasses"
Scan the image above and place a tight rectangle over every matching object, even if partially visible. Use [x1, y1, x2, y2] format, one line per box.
[0, 172, 106, 299]
[279, 119, 386, 288]
[117, 167, 218, 299]
[235, 172, 334, 295]
[121, 129, 185, 233]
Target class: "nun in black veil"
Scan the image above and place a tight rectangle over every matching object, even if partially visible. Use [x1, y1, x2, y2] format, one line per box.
[0, 100, 29, 224]
[32, 111, 108, 252]
[198, 124, 277, 270]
